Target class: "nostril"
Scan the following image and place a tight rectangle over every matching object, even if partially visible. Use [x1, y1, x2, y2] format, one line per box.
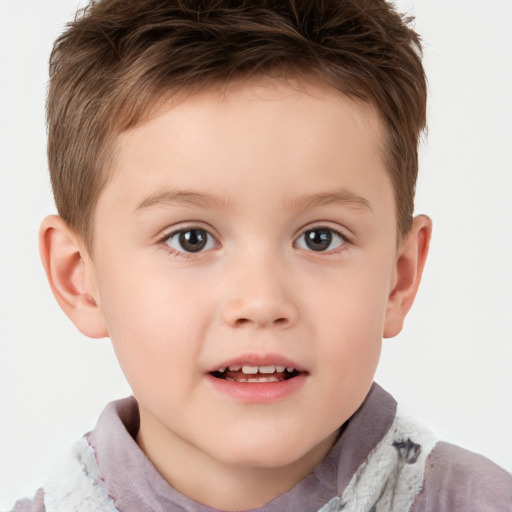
[233, 316, 289, 328]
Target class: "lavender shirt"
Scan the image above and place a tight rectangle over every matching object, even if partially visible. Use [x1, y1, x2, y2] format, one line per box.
[11, 384, 512, 511]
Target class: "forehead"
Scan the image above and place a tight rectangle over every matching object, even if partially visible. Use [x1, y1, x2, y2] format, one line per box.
[116, 77, 383, 165]
[114, 75, 385, 156]
[99, 77, 393, 225]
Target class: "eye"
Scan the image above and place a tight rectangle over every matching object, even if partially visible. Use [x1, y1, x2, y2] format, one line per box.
[295, 227, 346, 252]
[164, 228, 217, 254]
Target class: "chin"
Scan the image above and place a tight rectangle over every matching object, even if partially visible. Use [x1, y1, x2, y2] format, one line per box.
[209, 428, 335, 470]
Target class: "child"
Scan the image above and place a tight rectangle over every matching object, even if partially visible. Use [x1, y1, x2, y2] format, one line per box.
[9, 0, 512, 511]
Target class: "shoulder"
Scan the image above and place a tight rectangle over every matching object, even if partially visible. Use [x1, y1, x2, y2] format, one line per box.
[9, 489, 45, 512]
[410, 441, 512, 512]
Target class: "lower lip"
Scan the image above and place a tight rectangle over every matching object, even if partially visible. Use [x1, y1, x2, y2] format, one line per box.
[205, 373, 307, 403]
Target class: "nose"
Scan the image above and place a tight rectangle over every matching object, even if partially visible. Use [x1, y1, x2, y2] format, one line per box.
[221, 256, 299, 329]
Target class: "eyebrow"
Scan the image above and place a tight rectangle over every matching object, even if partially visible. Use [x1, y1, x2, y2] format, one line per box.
[134, 189, 228, 212]
[134, 187, 372, 214]
[289, 189, 373, 212]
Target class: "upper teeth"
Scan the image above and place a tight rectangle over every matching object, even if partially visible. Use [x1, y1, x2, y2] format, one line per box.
[217, 365, 295, 374]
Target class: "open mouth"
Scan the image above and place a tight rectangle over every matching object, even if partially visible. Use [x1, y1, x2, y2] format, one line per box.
[210, 365, 301, 383]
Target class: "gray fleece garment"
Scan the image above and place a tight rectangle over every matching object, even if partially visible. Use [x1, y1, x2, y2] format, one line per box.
[10, 384, 512, 511]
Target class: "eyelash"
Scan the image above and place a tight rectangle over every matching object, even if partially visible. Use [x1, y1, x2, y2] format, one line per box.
[294, 226, 348, 253]
[161, 226, 218, 257]
[159, 225, 349, 257]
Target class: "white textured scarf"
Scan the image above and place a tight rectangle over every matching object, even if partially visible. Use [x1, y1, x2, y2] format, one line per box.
[43, 410, 437, 512]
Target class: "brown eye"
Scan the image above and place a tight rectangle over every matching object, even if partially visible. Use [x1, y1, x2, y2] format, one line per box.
[165, 228, 216, 253]
[295, 228, 345, 252]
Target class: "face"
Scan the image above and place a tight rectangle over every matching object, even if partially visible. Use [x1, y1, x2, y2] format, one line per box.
[88, 78, 400, 485]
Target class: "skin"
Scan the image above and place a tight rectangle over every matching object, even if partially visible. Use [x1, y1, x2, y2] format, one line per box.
[40, 77, 431, 510]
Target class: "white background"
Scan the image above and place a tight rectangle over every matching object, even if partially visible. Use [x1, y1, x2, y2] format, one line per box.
[1, 0, 511, 509]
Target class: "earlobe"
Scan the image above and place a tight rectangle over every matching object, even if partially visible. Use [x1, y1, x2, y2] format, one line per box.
[383, 215, 432, 338]
[39, 215, 108, 339]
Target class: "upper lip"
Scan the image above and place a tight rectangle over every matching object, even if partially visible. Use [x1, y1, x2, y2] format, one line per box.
[207, 353, 307, 373]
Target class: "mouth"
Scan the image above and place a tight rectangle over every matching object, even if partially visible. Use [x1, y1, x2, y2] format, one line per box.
[206, 357, 307, 402]
[210, 365, 302, 383]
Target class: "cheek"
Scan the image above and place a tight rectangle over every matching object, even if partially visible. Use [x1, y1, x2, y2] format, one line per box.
[312, 294, 383, 421]
[311, 264, 391, 336]
[95, 260, 210, 387]
[318, 301, 383, 381]
[305, 259, 391, 377]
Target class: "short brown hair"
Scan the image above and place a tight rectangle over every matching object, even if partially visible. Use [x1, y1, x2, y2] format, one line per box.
[47, 0, 426, 249]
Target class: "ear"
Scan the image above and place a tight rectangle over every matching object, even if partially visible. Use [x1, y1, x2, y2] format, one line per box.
[383, 215, 432, 338]
[39, 215, 108, 339]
